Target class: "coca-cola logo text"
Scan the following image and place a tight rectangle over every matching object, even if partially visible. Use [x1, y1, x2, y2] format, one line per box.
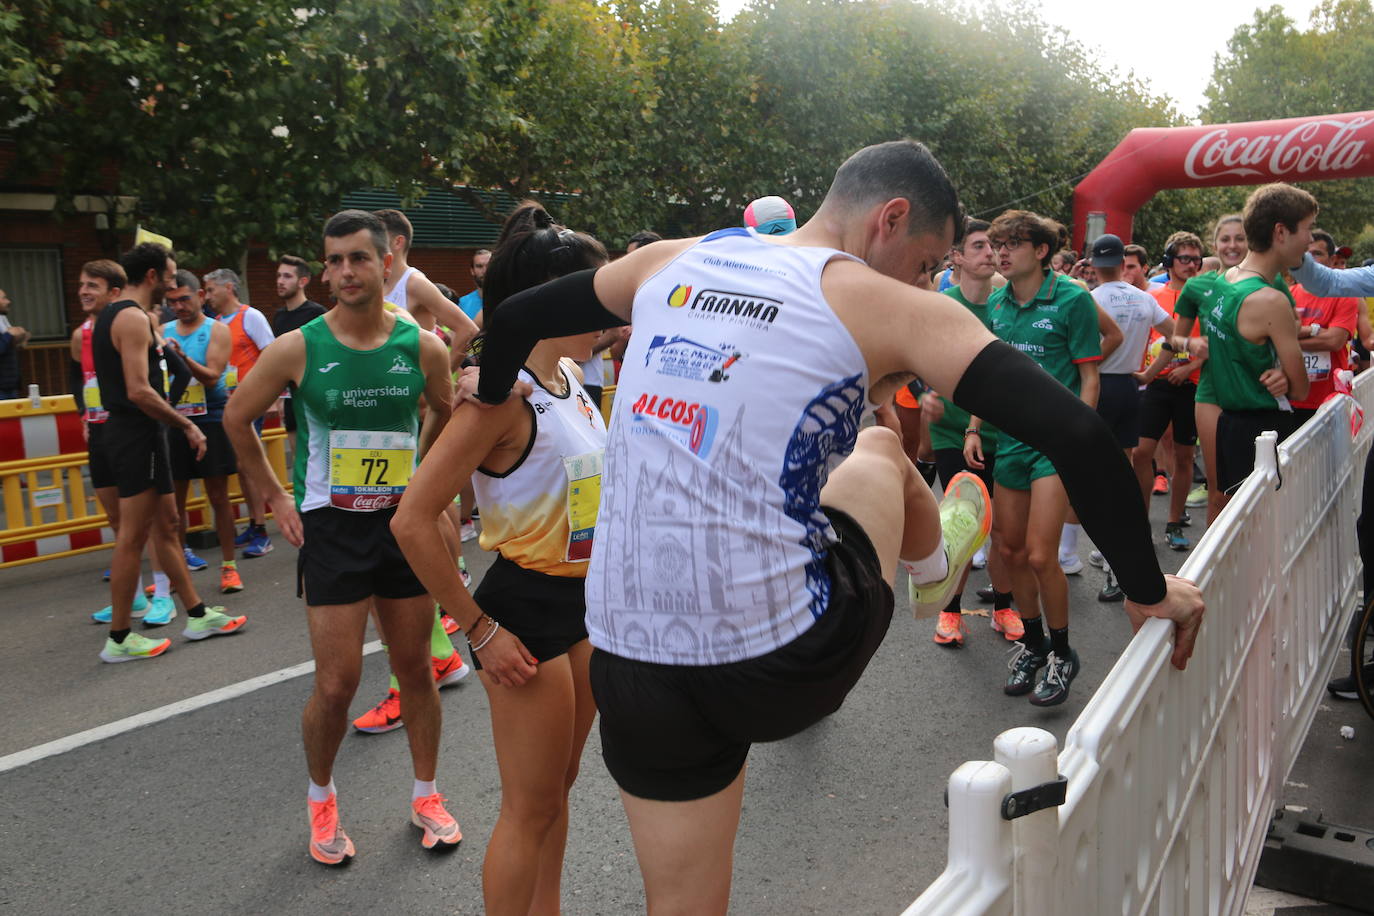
[1183, 117, 1371, 180]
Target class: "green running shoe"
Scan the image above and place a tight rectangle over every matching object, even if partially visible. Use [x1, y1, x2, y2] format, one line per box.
[100, 631, 171, 663]
[183, 606, 248, 641]
[1185, 484, 1208, 508]
[909, 471, 992, 618]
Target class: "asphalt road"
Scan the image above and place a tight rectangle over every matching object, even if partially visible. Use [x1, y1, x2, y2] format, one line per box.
[0, 492, 1364, 915]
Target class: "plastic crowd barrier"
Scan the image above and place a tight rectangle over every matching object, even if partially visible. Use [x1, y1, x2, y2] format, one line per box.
[904, 372, 1373, 916]
[0, 394, 291, 568]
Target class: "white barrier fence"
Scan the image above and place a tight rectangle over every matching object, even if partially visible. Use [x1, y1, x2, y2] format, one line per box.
[905, 373, 1374, 916]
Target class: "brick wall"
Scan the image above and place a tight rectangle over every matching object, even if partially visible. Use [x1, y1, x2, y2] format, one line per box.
[1, 208, 122, 396]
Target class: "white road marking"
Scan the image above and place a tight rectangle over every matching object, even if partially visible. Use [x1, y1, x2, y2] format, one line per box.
[0, 640, 383, 774]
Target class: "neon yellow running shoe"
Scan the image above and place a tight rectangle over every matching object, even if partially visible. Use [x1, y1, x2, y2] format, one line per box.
[909, 471, 991, 619]
[99, 631, 171, 663]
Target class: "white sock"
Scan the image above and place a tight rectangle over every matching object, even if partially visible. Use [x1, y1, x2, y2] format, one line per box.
[308, 779, 335, 803]
[413, 779, 437, 800]
[901, 538, 949, 585]
[1060, 524, 1081, 558]
[153, 571, 171, 599]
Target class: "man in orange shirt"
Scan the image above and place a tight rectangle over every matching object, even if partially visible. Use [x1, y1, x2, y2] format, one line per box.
[1133, 231, 1204, 551]
[204, 268, 277, 558]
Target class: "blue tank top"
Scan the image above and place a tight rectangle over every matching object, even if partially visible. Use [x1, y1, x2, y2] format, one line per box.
[162, 317, 227, 421]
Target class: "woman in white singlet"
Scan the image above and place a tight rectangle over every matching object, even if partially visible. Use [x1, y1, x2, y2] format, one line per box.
[393, 203, 610, 916]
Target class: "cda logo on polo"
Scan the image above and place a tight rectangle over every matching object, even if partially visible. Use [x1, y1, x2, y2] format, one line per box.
[1184, 116, 1371, 180]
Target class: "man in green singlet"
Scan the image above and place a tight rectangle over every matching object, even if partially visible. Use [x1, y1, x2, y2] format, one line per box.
[226, 210, 461, 865]
[1202, 183, 1312, 506]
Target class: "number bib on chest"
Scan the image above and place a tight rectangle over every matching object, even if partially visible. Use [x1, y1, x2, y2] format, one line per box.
[224, 364, 239, 394]
[1304, 350, 1332, 381]
[83, 372, 107, 424]
[563, 450, 603, 562]
[175, 381, 207, 417]
[328, 430, 416, 511]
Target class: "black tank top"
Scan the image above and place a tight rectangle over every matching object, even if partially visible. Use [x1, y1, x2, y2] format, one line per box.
[92, 300, 163, 417]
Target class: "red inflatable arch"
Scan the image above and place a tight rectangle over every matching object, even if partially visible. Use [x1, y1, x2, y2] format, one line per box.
[1071, 110, 1374, 253]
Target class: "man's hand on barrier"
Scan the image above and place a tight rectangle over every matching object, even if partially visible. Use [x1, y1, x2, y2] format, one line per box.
[1124, 574, 1205, 671]
[268, 490, 304, 547]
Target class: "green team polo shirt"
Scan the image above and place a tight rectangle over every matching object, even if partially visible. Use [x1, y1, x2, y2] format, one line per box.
[1202, 275, 1287, 412]
[1177, 271, 1294, 406]
[929, 285, 1000, 453]
[988, 270, 1102, 454]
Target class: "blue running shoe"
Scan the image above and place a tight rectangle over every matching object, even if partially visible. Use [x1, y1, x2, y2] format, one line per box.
[92, 591, 149, 623]
[243, 529, 273, 558]
[234, 524, 258, 548]
[183, 545, 208, 571]
[142, 595, 177, 627]
[102, 567, 111, 581]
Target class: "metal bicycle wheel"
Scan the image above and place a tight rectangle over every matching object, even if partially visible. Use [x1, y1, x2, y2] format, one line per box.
[1354, 595, 1374, 722]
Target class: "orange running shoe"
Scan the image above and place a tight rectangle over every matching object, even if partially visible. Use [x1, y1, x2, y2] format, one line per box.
[439, 609, 459, 636]
[991, 608, 1025, 641]
[433, 652, 471, 688]
[308, 794, 356, 866]
[220, 566, 244, 593]
[932, 610, 966, 647]
[353, 688, 403, 734]
[411, 793, 462, 849]
[1152, 473, 1169, 495]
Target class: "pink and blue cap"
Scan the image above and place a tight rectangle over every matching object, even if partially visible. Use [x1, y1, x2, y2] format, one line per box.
[743, 196, 796, 236]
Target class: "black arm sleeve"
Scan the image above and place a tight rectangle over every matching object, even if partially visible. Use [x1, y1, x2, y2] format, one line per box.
[952, 340, 1167, 605]
[476, 269, 627, 404]
[163, 347, 192, 408]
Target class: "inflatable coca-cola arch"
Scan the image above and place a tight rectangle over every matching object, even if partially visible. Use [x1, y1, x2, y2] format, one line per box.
[1071, 110, 1374, 253]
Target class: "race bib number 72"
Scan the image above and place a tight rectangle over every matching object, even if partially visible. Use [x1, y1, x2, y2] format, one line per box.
[329, 430, 415, 511]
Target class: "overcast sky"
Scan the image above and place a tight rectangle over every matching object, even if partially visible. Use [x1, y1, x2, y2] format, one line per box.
[716, 0, 1320, 121]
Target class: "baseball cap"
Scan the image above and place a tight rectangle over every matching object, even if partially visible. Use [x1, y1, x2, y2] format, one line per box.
[743, 196, 796, 236]
[1089, 233, 1125, 267]
[1336, 245, 1353, 258]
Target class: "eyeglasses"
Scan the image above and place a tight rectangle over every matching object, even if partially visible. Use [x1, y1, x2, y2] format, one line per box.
[990, 238, 1025, 252]
[166, 295, 196, 305]
[1173, 254, 1202, 266]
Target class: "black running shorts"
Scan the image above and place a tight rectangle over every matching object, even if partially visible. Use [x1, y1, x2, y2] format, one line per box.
[297, 506, 427, 606]
[591, 507, 894, 802]
[169, 420, 238, 481]
[103, 412, 174, 498]
[1139, 379, 1198, 445]
[469, 555, 588, 671]
[87, 422, 116, 491]
[1216, 408, 1299, 494]
[1096, 374, 1143, 449]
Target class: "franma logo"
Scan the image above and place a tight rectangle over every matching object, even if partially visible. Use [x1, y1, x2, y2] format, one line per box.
[689, 288, 782, 325]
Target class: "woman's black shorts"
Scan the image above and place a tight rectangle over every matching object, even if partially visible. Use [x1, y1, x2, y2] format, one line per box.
[1216, 408, 1299, 494]
[591, 506, 894, 802]
[469, 555, 588, 671]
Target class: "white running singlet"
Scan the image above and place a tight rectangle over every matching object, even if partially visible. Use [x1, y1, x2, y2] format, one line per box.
[586, 228, 870, 666]
[474, 364, 608, 577]
[387, 266, 418, 313]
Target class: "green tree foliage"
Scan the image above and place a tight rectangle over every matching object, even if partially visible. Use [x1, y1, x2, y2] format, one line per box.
[4, 0, 1281, 264]
[1203, 0, 1374, 248]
